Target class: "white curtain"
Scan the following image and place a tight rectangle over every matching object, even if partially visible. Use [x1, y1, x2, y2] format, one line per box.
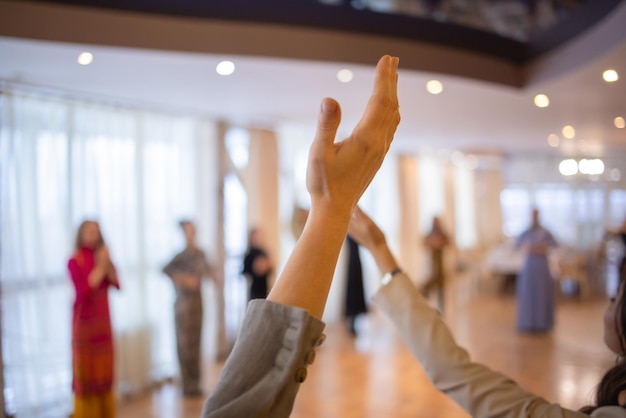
[0, 91, 218, 417]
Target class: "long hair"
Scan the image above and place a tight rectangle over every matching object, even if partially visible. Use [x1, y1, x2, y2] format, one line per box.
[74, 220, 105, 250]
[580, 271, 626, 413]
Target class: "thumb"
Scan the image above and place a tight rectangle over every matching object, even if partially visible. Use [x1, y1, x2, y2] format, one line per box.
[311, 98, 341, 154]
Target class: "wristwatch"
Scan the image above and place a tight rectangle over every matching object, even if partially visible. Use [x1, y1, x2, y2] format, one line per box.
[381, 268, 402, 286]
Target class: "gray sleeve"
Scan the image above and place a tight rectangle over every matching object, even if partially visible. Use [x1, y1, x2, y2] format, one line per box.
[372, 274, 589, 418]
[201, 300, 326, 418]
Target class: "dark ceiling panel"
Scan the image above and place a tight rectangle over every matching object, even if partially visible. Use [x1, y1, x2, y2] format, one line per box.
[22, 0, 624, 64]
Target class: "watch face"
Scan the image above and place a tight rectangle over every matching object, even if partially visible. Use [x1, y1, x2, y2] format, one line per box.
[381, 273, 393, 286]
[382, 269, 402, 286]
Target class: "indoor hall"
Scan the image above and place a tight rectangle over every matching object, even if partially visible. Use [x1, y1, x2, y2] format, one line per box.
[115, 279, 613, 418]
[1, 1, 626, 417]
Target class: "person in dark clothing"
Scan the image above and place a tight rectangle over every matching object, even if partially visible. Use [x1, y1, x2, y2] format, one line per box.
[243, 228, 273, 301]
[344, 235, 368, 336]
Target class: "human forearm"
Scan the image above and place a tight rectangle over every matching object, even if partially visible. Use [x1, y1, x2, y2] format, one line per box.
[88, 265, 107, 288]
[373, 275, 562, 418]
[368, 239, 400, 276]
[268, 56, 399, 319]
[268, 203, 351, 319]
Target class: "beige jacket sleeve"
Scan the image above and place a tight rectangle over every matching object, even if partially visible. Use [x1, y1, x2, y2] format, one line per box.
[201, 299, 325, 418]
[372, 273, 625, 418]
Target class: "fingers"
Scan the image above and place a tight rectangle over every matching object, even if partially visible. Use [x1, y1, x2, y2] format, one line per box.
[356, 55, 400, 147]
[372, 55, 399, 108]
[311, 98, 341, 155]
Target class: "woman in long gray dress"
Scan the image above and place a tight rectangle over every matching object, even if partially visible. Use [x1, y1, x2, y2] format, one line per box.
[516, 209, 558, 333]
[162, 220, 213, 396]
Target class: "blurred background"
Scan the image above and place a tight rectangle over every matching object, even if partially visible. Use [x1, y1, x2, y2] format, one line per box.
[1, 0, 625, 416]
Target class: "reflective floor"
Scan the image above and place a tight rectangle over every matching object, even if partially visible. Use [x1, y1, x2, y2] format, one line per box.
[118, 279, 614, 417]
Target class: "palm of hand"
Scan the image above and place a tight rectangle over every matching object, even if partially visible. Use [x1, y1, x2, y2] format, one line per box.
[306, 56, 400, 213]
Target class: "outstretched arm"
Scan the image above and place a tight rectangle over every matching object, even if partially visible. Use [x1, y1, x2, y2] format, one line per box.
[267, 55, 400, 319]
[202, 56, 400, 418]
[349, 207, 587, 418]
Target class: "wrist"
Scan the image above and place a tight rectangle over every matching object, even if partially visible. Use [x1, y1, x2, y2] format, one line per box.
[371, 244, 399, 275]
[309, 200, 353, 227]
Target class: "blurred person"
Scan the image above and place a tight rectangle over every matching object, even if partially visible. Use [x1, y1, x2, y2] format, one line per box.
[516, 208, 558, 333]
[162, 220, 213, 397]
[242, 228, 273, 301]
[68, 220, 120, 418]
[422, 216, 451, 312]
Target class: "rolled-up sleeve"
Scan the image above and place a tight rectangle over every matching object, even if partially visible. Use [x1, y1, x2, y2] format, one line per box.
[372, 273, 596, 418]
[202, 300, 325, 418]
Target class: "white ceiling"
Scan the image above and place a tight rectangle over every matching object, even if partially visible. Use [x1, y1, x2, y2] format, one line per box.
[1, 34, 625, 156]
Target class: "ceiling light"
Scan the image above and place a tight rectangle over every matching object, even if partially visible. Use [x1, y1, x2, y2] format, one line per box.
[426, 80, 443, 95]
[561, 125, 575, 139]
[533, 94, 549, 108]
[547, 134, 559, 147]
[559, 159, 578, 176]
[578, 158, 604, 175]
[216, 61, 235, 76]
[603, 69, 619, 82]
[337, 69, 354, 83]
[615, 116, 625, 129]
[77, 52, 93, 66]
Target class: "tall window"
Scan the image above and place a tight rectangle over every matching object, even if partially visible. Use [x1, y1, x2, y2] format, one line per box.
[501, 183, 624, 249]
[0, 92, 216, 417]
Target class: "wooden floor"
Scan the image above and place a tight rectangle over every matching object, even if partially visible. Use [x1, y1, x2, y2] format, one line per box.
[118, 279, 615, 418]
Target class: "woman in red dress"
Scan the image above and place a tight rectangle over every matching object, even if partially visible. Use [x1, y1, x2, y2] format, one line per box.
[68, 220, 120, 418]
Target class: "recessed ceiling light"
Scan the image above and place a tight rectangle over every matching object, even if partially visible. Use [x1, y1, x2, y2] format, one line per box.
[603, 69, 619, 82]
[337, 69, 354, 83]
[615, 116, 625, 129]
[547, 133, 560, 147]
[579, 158, 605, 175]
[77, 52, 93, 66]
[562, 125, 575, 139]
[559, 159, 578, 176]
[216, 61, 235, 76]
[533, 94, 549, 108]
[426, 80, 443, 95]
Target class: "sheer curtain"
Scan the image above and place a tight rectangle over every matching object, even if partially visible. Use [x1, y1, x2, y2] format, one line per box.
[0, 91, 217, 417]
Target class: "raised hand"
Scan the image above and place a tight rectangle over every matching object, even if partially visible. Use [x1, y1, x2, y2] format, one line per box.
[306, 55, 400, 216]
[268, 55, 400, 319]
[349, 206, 400, 277]
[96, 245, 110, 266]
[348, 206, 387, 251]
